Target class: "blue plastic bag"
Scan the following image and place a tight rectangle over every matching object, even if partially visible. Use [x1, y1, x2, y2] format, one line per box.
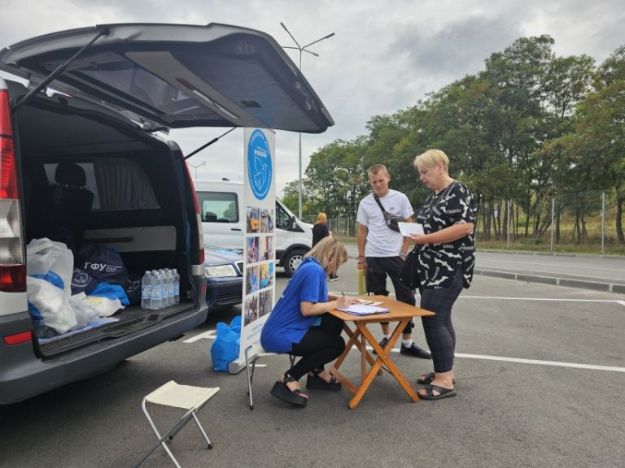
[210, 316, 241, 372]
[89, 282, 130, 306]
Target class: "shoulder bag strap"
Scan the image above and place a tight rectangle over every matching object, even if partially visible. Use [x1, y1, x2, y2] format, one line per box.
[372, 193, 387, 215]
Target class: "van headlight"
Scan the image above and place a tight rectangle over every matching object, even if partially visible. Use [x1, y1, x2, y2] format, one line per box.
[205, 264, 238, 278]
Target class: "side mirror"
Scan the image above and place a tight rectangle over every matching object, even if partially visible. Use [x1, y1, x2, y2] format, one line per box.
[290, 216, 298, 230]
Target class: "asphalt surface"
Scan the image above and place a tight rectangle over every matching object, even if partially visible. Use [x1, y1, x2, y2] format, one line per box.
[1, 248, 624, 467]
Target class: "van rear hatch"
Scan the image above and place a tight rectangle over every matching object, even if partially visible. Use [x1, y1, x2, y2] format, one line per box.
[0, 23, 334, 133]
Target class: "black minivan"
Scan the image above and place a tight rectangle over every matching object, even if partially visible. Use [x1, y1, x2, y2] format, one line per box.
[0, 23, 333, 404]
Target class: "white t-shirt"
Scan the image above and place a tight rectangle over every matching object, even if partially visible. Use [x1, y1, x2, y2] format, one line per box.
[356, 189, 414, 257]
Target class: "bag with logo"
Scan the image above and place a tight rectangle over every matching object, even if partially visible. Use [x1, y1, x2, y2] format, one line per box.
[77, 245, 129, 285]
[373, 194, 403, 232]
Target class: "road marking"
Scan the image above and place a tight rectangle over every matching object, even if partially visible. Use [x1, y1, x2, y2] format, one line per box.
[618, 301, 625, 308]
[460, 296, 622, 303]
[183, 330, 216, 343]
[357, 346, 625, 373]
[454, 353, 625, 373]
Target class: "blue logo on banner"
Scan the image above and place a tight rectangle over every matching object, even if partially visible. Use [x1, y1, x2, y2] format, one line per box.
[247, 129, 272, 200]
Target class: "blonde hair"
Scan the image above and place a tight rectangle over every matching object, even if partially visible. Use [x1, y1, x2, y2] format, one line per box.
[315, 212, 328, 224]
[367, 163, 390, 177]
[306, 237, 348, 273]
[413, 149, 449, 172]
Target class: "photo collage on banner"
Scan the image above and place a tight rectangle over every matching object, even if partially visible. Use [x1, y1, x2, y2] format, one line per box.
[237, 128, 276, 369]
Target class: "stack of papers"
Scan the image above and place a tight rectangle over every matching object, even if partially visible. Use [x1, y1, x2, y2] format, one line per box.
[397, 222, 424, 237]
[338, 304, 390, 316]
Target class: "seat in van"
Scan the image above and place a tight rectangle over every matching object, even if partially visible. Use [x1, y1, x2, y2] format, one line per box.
[45, 162, 94, 251]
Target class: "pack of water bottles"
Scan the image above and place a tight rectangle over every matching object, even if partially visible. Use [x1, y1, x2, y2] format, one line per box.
[140, 269, 180, 310]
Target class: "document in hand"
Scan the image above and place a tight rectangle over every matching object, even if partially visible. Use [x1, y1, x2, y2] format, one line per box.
[398, 222, 424, 237]
[338, 304, 390, 316]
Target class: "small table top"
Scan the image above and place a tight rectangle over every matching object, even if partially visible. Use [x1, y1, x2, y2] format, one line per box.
[329, 295, 435, 323]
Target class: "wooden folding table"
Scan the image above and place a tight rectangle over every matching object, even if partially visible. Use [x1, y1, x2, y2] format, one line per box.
[328, 295, 434, 409]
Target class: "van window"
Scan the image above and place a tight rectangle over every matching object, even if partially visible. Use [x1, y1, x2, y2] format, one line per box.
[276, 202, 292, 230]
[43, 159, 160, 211]
[197, 191, 239, 223]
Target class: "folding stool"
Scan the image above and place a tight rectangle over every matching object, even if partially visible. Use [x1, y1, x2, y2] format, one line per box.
[136, 380, 219, 468]
[245, 345, 296, 410]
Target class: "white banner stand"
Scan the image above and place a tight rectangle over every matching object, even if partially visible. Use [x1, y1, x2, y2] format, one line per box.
[228, 128, 276, 375]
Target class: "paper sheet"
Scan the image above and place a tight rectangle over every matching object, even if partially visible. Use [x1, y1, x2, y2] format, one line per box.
[398, 222, 424, 237]
[338, 304, 390, 316]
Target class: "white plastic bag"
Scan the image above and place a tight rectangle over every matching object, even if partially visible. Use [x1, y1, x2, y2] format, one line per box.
[27, 276, 77, 333]
[27, 238, 74, 293]
[69, 293, 100, 326]
[84, 296, 123, 317]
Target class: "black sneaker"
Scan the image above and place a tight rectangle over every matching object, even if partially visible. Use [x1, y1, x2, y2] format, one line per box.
[372, 337, 389, 355]
[400, 343, 432, 359]
[328, 275, 340, 282]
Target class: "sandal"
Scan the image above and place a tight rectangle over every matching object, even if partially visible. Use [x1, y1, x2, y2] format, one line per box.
[270, 373, 308, 407]
[306, 369, 341, 391]
[417, 372, 456, 385]
[418, 384, 456, 400]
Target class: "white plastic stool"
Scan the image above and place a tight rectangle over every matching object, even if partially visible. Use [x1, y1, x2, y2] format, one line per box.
[137, 381, 220, 468]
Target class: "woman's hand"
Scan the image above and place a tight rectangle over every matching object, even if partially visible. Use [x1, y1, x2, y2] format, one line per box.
[410, 233, 429, 245]
[336, 296, 355, 308]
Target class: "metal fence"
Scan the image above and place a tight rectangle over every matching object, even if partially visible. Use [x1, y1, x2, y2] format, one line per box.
[309, 189, 624, 254]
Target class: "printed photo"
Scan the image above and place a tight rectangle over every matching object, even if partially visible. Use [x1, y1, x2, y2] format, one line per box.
[244, 294, 259, 326]
[246, 236, 259, 264]
[260, 208, 274, 233]
[258, 290, 273, 317]
[259, 262, 275, 290]
[246, 206, 260, 233]
[259, 236, 274, 261]
[245, 266, 259, 295]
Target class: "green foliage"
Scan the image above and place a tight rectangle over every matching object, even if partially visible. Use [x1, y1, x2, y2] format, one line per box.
[286, 35, 625, 246]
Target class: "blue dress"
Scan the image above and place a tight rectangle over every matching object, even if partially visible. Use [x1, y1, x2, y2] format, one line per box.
[260, 257, 328, 353]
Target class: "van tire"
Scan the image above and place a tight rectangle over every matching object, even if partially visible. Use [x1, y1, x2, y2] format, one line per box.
[283, 248, 307, 277]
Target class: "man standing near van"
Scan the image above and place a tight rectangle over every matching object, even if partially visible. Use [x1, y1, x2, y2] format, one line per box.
[356, 164, 431, 359]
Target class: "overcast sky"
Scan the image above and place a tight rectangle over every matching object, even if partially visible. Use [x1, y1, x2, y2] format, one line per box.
[1, 0, 623, 194]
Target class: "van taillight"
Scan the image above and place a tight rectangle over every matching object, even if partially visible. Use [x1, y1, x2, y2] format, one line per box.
[0, 89, 25, 292]
[182, 159, 204, 264]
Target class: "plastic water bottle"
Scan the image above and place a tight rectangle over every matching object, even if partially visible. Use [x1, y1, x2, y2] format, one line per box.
[164, 269, 174, 306]
[174, 269, 180, 304]
[151, 270, 163, 310]
[167, 269, 175, 306]
[141, 271, 153, 309]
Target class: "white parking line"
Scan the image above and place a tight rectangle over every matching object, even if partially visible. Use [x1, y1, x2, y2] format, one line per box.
[460, 296, 622, 303]
[455, 353, 625, 373]
[183, 330, 216, 343]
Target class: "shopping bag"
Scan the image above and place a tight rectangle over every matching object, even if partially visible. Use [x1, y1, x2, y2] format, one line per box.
[210, 316, 242, 372]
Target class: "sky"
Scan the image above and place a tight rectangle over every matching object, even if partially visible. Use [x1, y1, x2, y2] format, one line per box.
[0, 0, 623, 195]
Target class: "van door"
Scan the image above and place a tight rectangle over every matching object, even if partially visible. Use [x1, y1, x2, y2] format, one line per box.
[197, 189, 244, 250]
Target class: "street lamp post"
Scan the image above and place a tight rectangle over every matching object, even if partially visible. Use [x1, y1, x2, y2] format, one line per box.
[280, 22, 335, 219]
[188, 160, 207, 179]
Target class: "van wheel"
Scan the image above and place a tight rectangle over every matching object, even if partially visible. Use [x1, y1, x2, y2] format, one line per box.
[283, 249, 306, 277]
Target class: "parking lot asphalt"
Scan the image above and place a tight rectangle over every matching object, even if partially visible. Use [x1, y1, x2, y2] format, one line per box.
[1, 251, 624, 468]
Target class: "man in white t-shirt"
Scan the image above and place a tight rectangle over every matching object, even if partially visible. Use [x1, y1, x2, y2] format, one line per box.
[356, 164, 431, 359]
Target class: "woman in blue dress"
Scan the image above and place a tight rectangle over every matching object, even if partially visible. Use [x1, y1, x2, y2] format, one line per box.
[261, 237, 354, 407]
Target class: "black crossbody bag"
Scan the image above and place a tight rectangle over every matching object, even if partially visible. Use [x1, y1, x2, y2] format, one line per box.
[373, 194, 403, 233]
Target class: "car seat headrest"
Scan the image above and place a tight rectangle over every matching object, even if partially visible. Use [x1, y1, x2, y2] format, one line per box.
[55, 162, 86, 187]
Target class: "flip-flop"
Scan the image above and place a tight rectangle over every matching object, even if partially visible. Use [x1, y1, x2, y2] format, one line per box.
[419, 384, 456, 400]
[417, 372, 456, 385]
[306, 373, 341, 391]
[270, 380, 308, 407]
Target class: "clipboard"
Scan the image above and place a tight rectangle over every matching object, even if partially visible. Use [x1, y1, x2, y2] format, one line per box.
[338, 304, 390, 316]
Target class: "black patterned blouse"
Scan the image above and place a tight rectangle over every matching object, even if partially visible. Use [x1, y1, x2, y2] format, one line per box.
[415, 181, 477, 289]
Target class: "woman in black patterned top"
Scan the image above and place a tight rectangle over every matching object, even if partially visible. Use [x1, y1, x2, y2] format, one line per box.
[408, 149, 477, 400]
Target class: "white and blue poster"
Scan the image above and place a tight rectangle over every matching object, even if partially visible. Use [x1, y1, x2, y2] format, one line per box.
[231, 128, 276, 373]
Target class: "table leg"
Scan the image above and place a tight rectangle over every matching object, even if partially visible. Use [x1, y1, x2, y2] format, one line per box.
[360, 321, 419, 403]
[347, 320, 419, 409]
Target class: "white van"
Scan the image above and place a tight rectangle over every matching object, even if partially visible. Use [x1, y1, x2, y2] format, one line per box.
[194, 180, 312, 276]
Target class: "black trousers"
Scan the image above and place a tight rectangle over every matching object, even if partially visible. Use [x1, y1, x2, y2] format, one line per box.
[419, 268, 464, 373]
[288, 314, 345, 380]
[366, 256, 415, 334]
